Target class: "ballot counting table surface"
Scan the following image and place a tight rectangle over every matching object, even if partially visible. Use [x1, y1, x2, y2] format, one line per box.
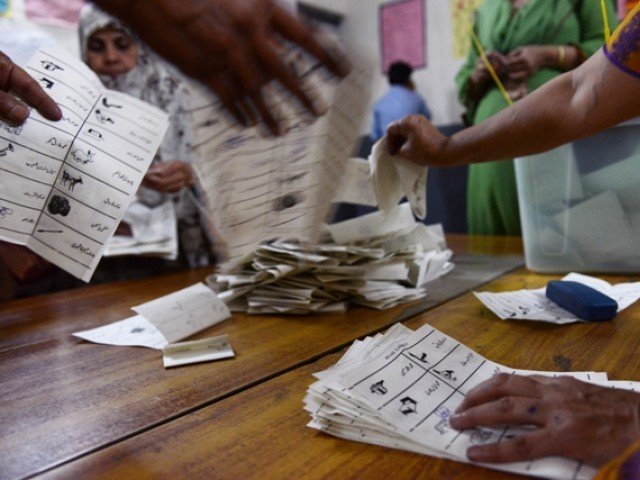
[1, 235, 639, 480]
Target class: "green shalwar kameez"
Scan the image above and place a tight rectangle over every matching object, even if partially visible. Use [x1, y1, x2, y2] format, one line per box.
[456, 0, 617, 235]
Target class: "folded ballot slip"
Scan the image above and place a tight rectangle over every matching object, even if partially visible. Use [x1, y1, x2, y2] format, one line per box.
[162, 335, 235, 369]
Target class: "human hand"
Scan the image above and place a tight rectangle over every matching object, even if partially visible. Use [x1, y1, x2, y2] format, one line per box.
[506, 46, 549, 82]
[0, 241, 53, 282]
[386, 115, 449, 167]
[0, 51, 62, 125]
[449, 373, 640, 467]
[142, 160, 195, 194]
[472, 51, 508, 83]
[94, 0, 350, 135]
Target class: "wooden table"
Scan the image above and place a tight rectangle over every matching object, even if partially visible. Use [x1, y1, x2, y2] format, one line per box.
[1, 235, 638, 480]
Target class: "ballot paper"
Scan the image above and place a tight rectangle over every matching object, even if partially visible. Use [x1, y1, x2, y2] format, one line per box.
[332, 157, 378, 207]
[73, 283, 230, 348]
[206, 213, 453, 315]
[304, 323, 630, 480]
[187, 43, 372, 270]
[0, 47, 169, 281]
[474, 273, 640, 324]
[370, 136, 428, 219]
[103, 200, 178, 259]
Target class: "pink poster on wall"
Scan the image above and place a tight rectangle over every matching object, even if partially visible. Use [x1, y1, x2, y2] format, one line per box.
[380, 0, 426, 73]
[25, 0, 86, 27]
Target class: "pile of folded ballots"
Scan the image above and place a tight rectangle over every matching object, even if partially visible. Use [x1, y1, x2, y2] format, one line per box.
[207, 208, 454, 314]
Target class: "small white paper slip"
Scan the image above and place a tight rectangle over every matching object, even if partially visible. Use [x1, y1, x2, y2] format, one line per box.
[474, 273, 640, 325]
[73, 315, 168, 349]
[162, 334, 235, 368]
[133, 283, 231, 343]
[370, 136, 428, 219]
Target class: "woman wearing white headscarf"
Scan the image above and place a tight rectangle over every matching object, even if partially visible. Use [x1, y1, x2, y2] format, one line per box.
[78, 5, 214, 274]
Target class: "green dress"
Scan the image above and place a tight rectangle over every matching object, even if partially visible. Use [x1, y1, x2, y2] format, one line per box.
[456, 0, 617, 235]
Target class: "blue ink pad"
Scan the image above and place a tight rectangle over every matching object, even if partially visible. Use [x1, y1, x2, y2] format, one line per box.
[546, 280, 618, 322]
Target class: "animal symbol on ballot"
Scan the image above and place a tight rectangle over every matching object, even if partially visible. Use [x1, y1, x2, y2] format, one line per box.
[370, 380, 388, 395]
[399, 396, 418, 415]
[94, 109, 115, 125]
[48, 195, 71, 217]
[0, 143, 14, 156]
[41, 60, 63, 72]
[61, 170, 83, 192]
[39, 77, 54, 89]
[71, 148, 95, 165]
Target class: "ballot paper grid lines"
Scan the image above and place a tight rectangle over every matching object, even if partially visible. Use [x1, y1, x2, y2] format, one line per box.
[301, 322, 640, 480]
[0, 47, 169, 281]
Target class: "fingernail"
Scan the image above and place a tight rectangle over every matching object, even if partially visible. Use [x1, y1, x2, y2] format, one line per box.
[449, 413, 464, 428]
[9, 104, 29, 123]
[467, 446, 483, 462]
[51, 104, 63, 120]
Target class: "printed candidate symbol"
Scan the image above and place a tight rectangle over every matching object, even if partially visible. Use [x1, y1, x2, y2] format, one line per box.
[370, 380, 388, 395]
[102, 97, 123, 109]
[399, 396, 418, 415]
[71, 148, 95, 165]
[130, 327, 145, 334]
[39, 77, 54, 89]
[433, 369, 457, 382]
[87, 128, 103, 141]
[409, 352, 428, 363]
[41, 60, 63, 72]
[0, 143, 14, 157]
[61, 170, 83, 192]
[48, 195, 71, 217]
[94, 109, 115, 125]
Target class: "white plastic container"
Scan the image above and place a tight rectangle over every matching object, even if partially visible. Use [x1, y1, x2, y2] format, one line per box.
[515, 121, 640, 273]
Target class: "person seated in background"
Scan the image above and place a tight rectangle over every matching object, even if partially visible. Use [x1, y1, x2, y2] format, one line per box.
[457, 0, 617, 236]
[78, 5, 215, 281]
[386, 3, 640, 474]
[371, 61, 431, 142]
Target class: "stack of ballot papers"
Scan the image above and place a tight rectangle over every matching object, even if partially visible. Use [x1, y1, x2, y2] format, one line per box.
[304, 323, 640, 480]
[206, 205, 454, 314]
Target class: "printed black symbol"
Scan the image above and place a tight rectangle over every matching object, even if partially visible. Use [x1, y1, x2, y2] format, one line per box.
[434, 369, 457, 382]
[273, 193, 304, 211]
[41, 60, 63, 72]
[102, 97, 123, 109]
[0, 205, 14, 219]
[48, 195, 71, 217]
[37, 229, 63, 233]
[87, 128, 103, 140]
[0, 143, 14, 157]
[470, 428, 493, 445]
[409, 352, 428, 363]
[61, 170, 83, 192]
[282, 172, 308, 184]
[130, 328, 145, 334]
[94, 109, 115, 125]
[39, 77, 54, 89]
[434, 406, 452, 434]
[399, 396, 418, 415]
[198, 118, 217, 128]
[370, 380, 388, 395]
[71, 148, 95, 165]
